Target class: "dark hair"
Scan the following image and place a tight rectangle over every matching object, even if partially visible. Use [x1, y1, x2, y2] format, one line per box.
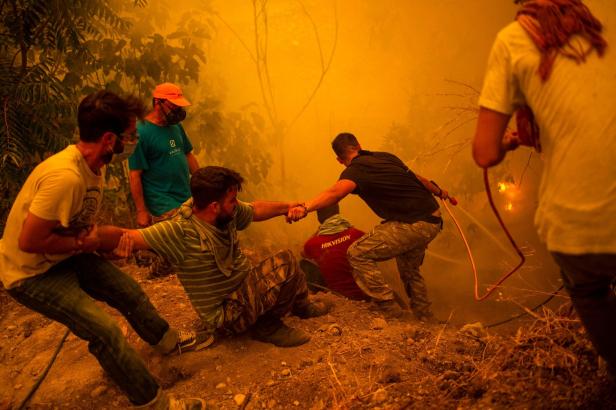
[331, 132, 360, 158]
[317, 203, 340, 224]
[77, 91, 145, 142]
[191, 166, 245, 209]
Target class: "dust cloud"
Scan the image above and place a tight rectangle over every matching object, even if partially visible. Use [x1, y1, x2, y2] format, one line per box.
[153, 0, 567, 327]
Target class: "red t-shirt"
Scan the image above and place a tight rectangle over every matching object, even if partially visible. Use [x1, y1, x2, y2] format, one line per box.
[303, 227, 368, 300]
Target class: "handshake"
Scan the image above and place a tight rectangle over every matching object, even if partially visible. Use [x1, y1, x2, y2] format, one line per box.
[286, 202, 309, 224]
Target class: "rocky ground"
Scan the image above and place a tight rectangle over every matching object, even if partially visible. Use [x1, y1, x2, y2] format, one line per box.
[1, 261, 615, 410]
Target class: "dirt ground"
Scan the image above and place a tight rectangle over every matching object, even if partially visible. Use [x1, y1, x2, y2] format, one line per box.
[1, 261, 615, 410]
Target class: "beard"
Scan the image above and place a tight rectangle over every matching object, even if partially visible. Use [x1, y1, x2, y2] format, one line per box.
[215, 213, 234, 229]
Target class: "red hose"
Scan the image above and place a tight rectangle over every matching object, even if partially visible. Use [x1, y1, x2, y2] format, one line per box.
[440, 168, 526, 301]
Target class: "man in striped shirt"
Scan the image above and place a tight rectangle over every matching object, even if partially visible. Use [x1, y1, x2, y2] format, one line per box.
[118, 166, 329, 347]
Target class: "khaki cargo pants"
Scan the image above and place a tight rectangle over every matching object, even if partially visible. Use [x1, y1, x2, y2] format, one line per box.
[347, 220, 440, 317]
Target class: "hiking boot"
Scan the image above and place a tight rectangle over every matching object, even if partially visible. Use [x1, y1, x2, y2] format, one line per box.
[372, 299, 403, 318]
[157, 329, 214, 355]
[251, 317, 311, 347]
[415, 312, 445, 325]
[168, 395, 206, 410]
[292, 300, 331, 319]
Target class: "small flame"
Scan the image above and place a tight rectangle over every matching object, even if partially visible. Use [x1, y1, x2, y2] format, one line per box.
[497, 182, 508, 193]
[506, 202, 513, 211]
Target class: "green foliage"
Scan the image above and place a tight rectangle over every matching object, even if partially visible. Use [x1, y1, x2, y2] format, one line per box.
[0, 0, 215, 233]
[186, 98, 273, 198]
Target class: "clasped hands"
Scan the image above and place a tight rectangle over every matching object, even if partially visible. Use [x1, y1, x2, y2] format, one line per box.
[286, 202, 308, 224]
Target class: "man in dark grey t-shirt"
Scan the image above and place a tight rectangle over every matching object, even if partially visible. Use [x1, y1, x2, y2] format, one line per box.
[288, 133, 454, 322]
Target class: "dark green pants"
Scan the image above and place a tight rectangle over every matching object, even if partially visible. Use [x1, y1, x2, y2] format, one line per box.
[7, 253, 167, 406]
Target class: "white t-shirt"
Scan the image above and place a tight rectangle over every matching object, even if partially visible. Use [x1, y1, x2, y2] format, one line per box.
[479, 13, 616, 254]
[0, 145, 104, 288]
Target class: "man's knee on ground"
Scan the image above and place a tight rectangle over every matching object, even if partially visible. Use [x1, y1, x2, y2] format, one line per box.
[275, 249, 295, 264]
[273, 249, 298, 277]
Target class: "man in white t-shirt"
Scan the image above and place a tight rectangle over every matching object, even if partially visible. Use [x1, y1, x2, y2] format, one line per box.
[0, 91, 205, 408]
[472, 0, 616, 376]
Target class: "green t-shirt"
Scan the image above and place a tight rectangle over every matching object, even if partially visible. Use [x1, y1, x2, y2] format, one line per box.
[139, 200, 254, 332]
[128, 120, 193, 216]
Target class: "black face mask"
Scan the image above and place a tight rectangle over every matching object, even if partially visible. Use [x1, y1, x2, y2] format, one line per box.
[102, 135, 125, 164]
[161, 104, 187, 125]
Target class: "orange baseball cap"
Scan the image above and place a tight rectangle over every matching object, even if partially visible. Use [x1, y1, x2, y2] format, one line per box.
[152, 82, 191, 107]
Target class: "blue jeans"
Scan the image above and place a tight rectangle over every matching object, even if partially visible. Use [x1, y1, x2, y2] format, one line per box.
[552, 252, 616, 371]
[7, 253, 167, 405]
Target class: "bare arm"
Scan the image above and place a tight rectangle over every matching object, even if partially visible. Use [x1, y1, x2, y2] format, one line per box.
[18, 213, 100, 254]
[251, 201, 300, 222]
[287, 180, 356, 222]
[305, 179, 356, 212]
[123, 230, 150, 250]
[186, 152, 199, 175]
[129, 169, 151, 227]
[97, 225, 151, 251]
[472, 107, 514, 168]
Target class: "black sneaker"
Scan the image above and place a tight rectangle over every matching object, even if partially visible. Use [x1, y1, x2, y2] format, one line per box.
[168, 330, 214, 355]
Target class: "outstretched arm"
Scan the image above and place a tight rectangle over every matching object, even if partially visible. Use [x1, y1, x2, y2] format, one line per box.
[251, 201, 302, 222]
[288, 179, 356, 222]
[305, 179, 356, 212]
[97, 225, 151, 251]
[472, 107, 516, 168]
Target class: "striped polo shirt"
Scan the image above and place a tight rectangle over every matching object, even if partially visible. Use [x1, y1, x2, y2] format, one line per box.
[140, 201, 254, 332]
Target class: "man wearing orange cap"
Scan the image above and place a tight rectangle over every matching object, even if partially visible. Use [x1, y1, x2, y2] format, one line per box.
[129, 83, 200, 277]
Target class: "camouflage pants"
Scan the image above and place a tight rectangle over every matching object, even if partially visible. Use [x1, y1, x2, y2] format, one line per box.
[219, 250, 310, 335]
[135, 208, 178, 277]
[347, 220, 440, 317]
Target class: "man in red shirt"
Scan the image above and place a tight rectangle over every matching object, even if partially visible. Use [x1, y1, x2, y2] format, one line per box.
[302, 204, 368, 300]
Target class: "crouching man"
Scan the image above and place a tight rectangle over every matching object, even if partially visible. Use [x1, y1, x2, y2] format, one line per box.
[116, 166, 329, 347]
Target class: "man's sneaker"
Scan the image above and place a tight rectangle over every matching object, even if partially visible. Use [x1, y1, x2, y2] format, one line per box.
[159, 329, 214, 355]
[168, 395, 206, 410]
[292, 300, 331, 319]
[177, 330, 215, 354]
[251, 317, 311, 347]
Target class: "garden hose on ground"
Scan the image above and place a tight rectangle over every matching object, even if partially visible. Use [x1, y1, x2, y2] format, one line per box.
[17, 328, 70, 410]
[485, 285, 564, 329]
